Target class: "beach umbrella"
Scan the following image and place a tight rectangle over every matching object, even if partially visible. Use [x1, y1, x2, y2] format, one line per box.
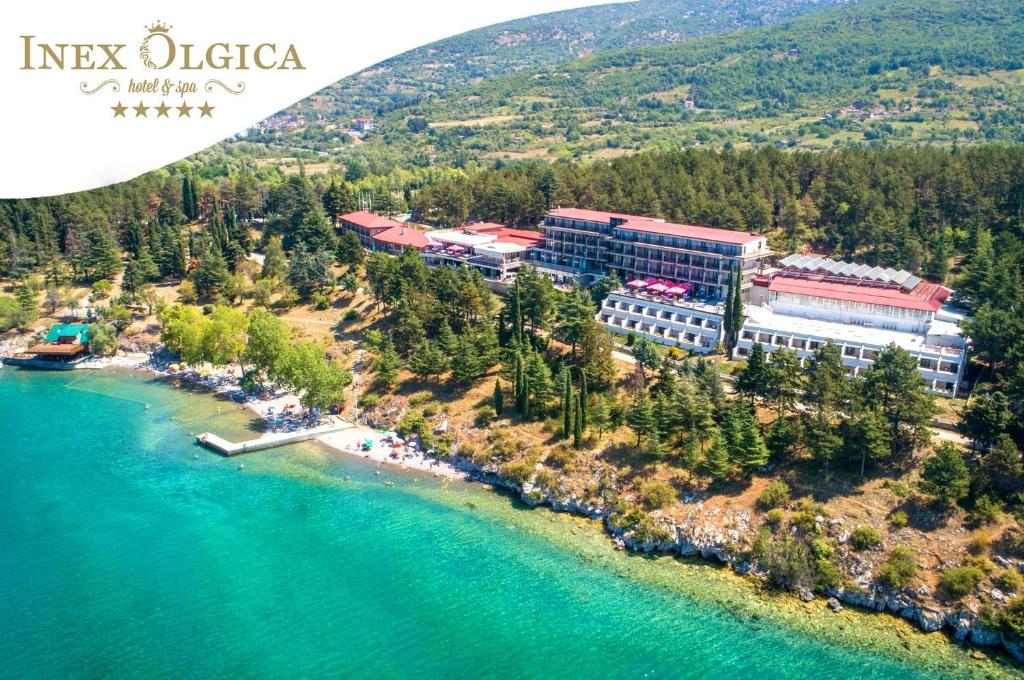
[626, 279, 647, 288]
[665, 286, 686, 296]
[648, 282, 668, 293]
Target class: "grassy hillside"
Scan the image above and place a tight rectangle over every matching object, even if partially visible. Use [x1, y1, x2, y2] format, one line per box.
[291, 0, 852, 120]
[244, 0, 1024, 169]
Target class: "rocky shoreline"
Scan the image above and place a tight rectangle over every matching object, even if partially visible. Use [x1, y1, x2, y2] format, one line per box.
[451, 456, 1024, 665]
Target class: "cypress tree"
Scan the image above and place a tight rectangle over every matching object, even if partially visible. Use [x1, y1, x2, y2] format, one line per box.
[182, 175, 194, 221]
[514, 354, 526, 415]
[573, 391, 583, 449]
[731, 271, 744, 341]
[562, 368, 572, 439]
[724, 272, 735, 338]
[494, 379, 504, 415]
[579, 371, 588, 429]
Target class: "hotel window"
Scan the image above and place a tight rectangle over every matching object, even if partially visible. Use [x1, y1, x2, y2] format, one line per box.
[843, 346, 860, 358]
[773, 335, 788, 346]
[737, 347, 749, 357]
[742, 330, 755, 340]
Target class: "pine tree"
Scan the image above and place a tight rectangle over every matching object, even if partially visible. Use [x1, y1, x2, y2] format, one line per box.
[261, 236, 288, 281]
[737, 410, 770, 474]
[521, 373, 531, 420]
[408, 341, 446, 382]
[590, 395, 611, 435]
[736, 342, 770, 406]
[192, 248, 230, 299]
[703, 437, 731, 480]
[626, 391, 656, 448]
[450, 333, 485, 384]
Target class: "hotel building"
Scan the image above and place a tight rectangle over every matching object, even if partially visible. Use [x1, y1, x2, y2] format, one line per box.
[531, 208, 772, 299]
[336, 214, 544, 282]
[734, 254, 967, 397]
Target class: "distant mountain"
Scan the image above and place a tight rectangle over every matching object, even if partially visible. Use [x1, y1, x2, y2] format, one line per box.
[244, 0, 1024, 167]
[295, 0, 854, 120]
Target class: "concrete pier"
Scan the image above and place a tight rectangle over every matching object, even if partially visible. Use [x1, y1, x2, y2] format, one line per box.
[196, 420, 354, 456]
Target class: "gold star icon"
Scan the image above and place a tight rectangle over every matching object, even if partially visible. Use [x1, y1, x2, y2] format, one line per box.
[198, 101, 215, 118]
[132, 101, 148, 118]
[154, 101, 171, 118]
[176, 101, 192, 118]
[111, 101, 127, 118]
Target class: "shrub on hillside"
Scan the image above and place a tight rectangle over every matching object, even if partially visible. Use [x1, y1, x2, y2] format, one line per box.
[889, 511, 909, 529]
[877, 547, 918, 588]
[940, 566, 985, 599]
[997, 569, 1023, 594]
[849, 526, 883, 551]
[1000, 597, 1024, 641]
[757, 480, 790, 511]
[642, 481, 677, 511]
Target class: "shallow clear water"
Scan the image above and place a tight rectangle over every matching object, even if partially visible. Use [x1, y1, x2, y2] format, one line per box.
[0, 369, 1015, 679]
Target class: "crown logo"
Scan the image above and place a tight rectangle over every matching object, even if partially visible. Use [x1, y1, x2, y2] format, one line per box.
[145, 21, 171, 34]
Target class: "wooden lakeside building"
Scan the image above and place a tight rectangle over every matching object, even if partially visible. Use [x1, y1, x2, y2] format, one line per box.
[3, 324, 93, 370]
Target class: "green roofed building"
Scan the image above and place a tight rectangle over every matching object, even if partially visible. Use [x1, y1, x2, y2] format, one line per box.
[43, 324, 91, 345]
[4, 324, 93, 369]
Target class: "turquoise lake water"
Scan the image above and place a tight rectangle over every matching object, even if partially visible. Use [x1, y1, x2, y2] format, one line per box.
[0, 369, 1016, 679]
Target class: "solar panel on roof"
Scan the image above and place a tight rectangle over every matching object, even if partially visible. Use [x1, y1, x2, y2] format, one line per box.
[802, 257, 820, 269]
[840, 263, 859, 276]
[883, 268, 900, 279]
[779, 254, 801, 266]
[902, 275, 921, 290]
[867, 266, 887, 280]
[853, 265, 873, 277]
[824, 260, 845, 274]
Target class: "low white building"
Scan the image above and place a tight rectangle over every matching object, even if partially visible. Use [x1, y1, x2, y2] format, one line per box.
[598, 291, 724, 353]
[734, 254, 967, 397]
[421, 224, 542, 281]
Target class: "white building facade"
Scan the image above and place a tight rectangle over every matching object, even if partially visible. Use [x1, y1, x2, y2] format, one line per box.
[734, 255, 967, 397]
[598, 291, 724, 354]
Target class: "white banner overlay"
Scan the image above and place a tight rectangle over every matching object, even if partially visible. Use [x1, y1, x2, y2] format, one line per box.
[0, 0, 607, 198]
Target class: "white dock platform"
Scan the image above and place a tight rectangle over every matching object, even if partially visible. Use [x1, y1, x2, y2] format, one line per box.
[196, 420, 354, 456]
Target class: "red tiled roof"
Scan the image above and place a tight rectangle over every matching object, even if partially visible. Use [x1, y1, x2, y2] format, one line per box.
[372, 226, 431, 249]
[548, 207, 645, 223]
[616, 219, 763, 246]
[767, 274, 947, 312]
[339, 211, 402, 230]
[493, 228, 543, 247]
[461, 222, 507, 233]
[548, 208, 763, 245]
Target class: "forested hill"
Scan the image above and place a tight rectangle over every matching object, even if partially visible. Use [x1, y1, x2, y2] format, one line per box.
[290, 0, 853, 122]
[247, 0, 1024, 169]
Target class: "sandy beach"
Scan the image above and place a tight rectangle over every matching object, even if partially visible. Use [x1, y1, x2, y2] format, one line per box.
[93, 350, 463, 479]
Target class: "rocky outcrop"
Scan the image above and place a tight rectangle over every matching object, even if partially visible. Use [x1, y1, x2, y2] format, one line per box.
[448, 456, 1021, 664]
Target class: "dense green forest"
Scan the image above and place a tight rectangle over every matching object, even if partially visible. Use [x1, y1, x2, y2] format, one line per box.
[247, 0, 1024, 167]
